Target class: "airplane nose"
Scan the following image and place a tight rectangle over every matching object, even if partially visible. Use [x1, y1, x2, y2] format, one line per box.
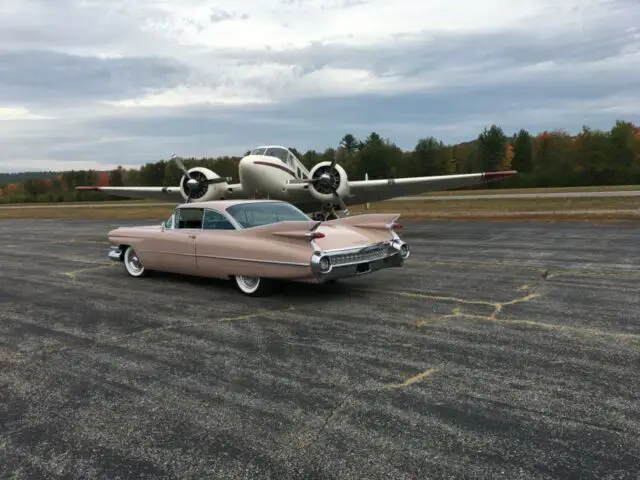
[238, 156, 252, 177]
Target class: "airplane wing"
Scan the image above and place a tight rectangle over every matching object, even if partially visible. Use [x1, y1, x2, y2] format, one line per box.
[75, 186, 185, 202]
[343, 171, 517, 205]
[76, 183, 246, 202]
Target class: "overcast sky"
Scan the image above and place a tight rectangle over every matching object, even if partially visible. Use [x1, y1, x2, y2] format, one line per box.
[1, 0, 639, 172]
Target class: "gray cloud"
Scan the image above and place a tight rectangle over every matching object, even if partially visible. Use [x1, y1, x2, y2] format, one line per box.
[0, 0, 639, 172]
[0, 50, 190, 106]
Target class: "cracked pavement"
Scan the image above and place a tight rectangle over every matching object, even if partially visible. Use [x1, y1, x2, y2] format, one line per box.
[0, 219, 639, 479]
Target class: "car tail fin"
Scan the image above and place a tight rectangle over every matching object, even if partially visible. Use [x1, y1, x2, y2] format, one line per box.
[271, 220, 326, 241]
[327, 213, 402, 231]
[245, 220, 325, 243]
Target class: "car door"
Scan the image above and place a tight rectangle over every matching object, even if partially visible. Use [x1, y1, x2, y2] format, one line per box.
[154, 207, 201, 275]
[195, 208, 238, 278]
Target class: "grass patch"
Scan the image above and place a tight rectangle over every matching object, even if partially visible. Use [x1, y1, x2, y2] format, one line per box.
[1, 196, 638, 222]
[425, 184, 640, 196]
[2, 184, 639, 207]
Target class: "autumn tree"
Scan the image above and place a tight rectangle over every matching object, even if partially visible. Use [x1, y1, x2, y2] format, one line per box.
[500, 143, 514, 170]
[574, 126, 613, 184]
[533, 130, 576, 185]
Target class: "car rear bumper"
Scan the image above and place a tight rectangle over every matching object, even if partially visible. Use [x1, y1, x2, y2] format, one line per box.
[310, 239, 409, 283]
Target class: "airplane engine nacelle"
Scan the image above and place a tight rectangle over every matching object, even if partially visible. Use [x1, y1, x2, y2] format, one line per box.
[307, 161, 350, 204]
[179, 167, 230, 202]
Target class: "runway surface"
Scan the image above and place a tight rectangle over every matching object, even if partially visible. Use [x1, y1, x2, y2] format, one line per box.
[1, 219, 639, 479]
[1, 189, 640, 209]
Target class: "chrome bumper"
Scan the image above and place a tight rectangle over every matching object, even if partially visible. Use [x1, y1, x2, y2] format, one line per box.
[310, 238, 409, 282]
[108, 246, 122, 261]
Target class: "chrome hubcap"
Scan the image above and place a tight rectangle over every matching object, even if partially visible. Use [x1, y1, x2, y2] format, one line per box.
[127, 250, 143, 273]
[237, 276, 259, 291]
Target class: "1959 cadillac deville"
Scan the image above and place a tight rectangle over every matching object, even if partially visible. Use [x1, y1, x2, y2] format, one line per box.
[107, 199, 410, 296]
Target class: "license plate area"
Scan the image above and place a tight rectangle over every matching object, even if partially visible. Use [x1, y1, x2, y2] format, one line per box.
[356, 262, 371, 275]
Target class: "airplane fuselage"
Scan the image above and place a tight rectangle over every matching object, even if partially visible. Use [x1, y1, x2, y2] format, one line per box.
[238, 154, 310, 203]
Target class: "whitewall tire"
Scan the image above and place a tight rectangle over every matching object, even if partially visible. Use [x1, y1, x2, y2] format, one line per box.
[233, 275, 273, 296]
[123, 246, 147, 277]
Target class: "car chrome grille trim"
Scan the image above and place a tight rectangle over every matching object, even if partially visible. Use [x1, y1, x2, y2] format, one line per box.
[327, 246, 389, 266]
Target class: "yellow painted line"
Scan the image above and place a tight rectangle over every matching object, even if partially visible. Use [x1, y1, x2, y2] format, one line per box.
[61, 263, 117, 280]
[384, 368, 439, 389]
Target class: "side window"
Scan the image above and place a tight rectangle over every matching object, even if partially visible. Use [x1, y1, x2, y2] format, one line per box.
[202, 209, 236, 230]
[176, 208, 204, 229]
[163, 212, 174, 229]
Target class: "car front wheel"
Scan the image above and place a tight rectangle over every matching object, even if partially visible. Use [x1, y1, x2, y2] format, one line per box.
[123, 246, 147, 277]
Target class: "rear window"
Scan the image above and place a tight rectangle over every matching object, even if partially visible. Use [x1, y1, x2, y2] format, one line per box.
[226, 202, 310, 228]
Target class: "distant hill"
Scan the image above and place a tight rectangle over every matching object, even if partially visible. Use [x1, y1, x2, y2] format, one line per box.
[0, 171, 62, 185]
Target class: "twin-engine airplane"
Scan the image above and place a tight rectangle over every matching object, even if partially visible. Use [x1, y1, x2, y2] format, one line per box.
[77, 145, 517, 220]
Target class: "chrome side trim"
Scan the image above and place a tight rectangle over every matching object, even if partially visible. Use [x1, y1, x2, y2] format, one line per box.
[116, 248, 309, 267]
[196, 253, 309, 267]
[145, 250, 193, 257]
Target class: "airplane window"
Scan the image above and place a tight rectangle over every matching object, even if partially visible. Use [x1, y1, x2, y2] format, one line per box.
[202, 209, 236, 230]
[176, 208, 204, 229]
[163, 213, 174, 229]
[226, 202, 310, 228]
[264, 148, 288, 162]
[250, 148, 266, 155]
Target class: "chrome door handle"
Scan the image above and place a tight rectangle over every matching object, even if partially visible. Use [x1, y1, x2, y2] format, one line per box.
[189, 235, 196, 239]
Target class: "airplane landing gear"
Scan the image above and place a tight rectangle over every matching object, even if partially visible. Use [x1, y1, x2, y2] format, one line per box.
[310, 206, 341, 221]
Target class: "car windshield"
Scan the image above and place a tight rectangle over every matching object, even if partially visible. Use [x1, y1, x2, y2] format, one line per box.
[226, 202, 310, 228]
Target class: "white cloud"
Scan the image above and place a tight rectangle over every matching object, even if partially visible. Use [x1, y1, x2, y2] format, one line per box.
[0, 107, 53, 121]
[0, 0, 638, 172]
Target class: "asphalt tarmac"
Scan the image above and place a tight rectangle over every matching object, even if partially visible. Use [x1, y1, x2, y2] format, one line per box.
[1, 219, 639, 479]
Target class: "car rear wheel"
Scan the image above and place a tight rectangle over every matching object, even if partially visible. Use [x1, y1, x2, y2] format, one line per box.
[123, 246, 147, 277]
[233, 275, 273, 296]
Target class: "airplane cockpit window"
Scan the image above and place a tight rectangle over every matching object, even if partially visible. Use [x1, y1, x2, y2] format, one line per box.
[264, 147, 288, 163]
[285, 152, 297, 168]
[202, 209, 236, 230]
[176, 208, 204, 229]
[250, 148, 266, 155]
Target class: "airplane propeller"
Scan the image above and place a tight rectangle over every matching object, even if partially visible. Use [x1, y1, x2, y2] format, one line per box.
[290, 151, 350, 215]
[170, 153, 228, 203]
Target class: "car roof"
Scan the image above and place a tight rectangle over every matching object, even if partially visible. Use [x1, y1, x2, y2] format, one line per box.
[175, 199, 288, 210]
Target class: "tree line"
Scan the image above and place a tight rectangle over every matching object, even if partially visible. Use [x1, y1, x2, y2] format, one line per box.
[1, 120, 639, 204]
